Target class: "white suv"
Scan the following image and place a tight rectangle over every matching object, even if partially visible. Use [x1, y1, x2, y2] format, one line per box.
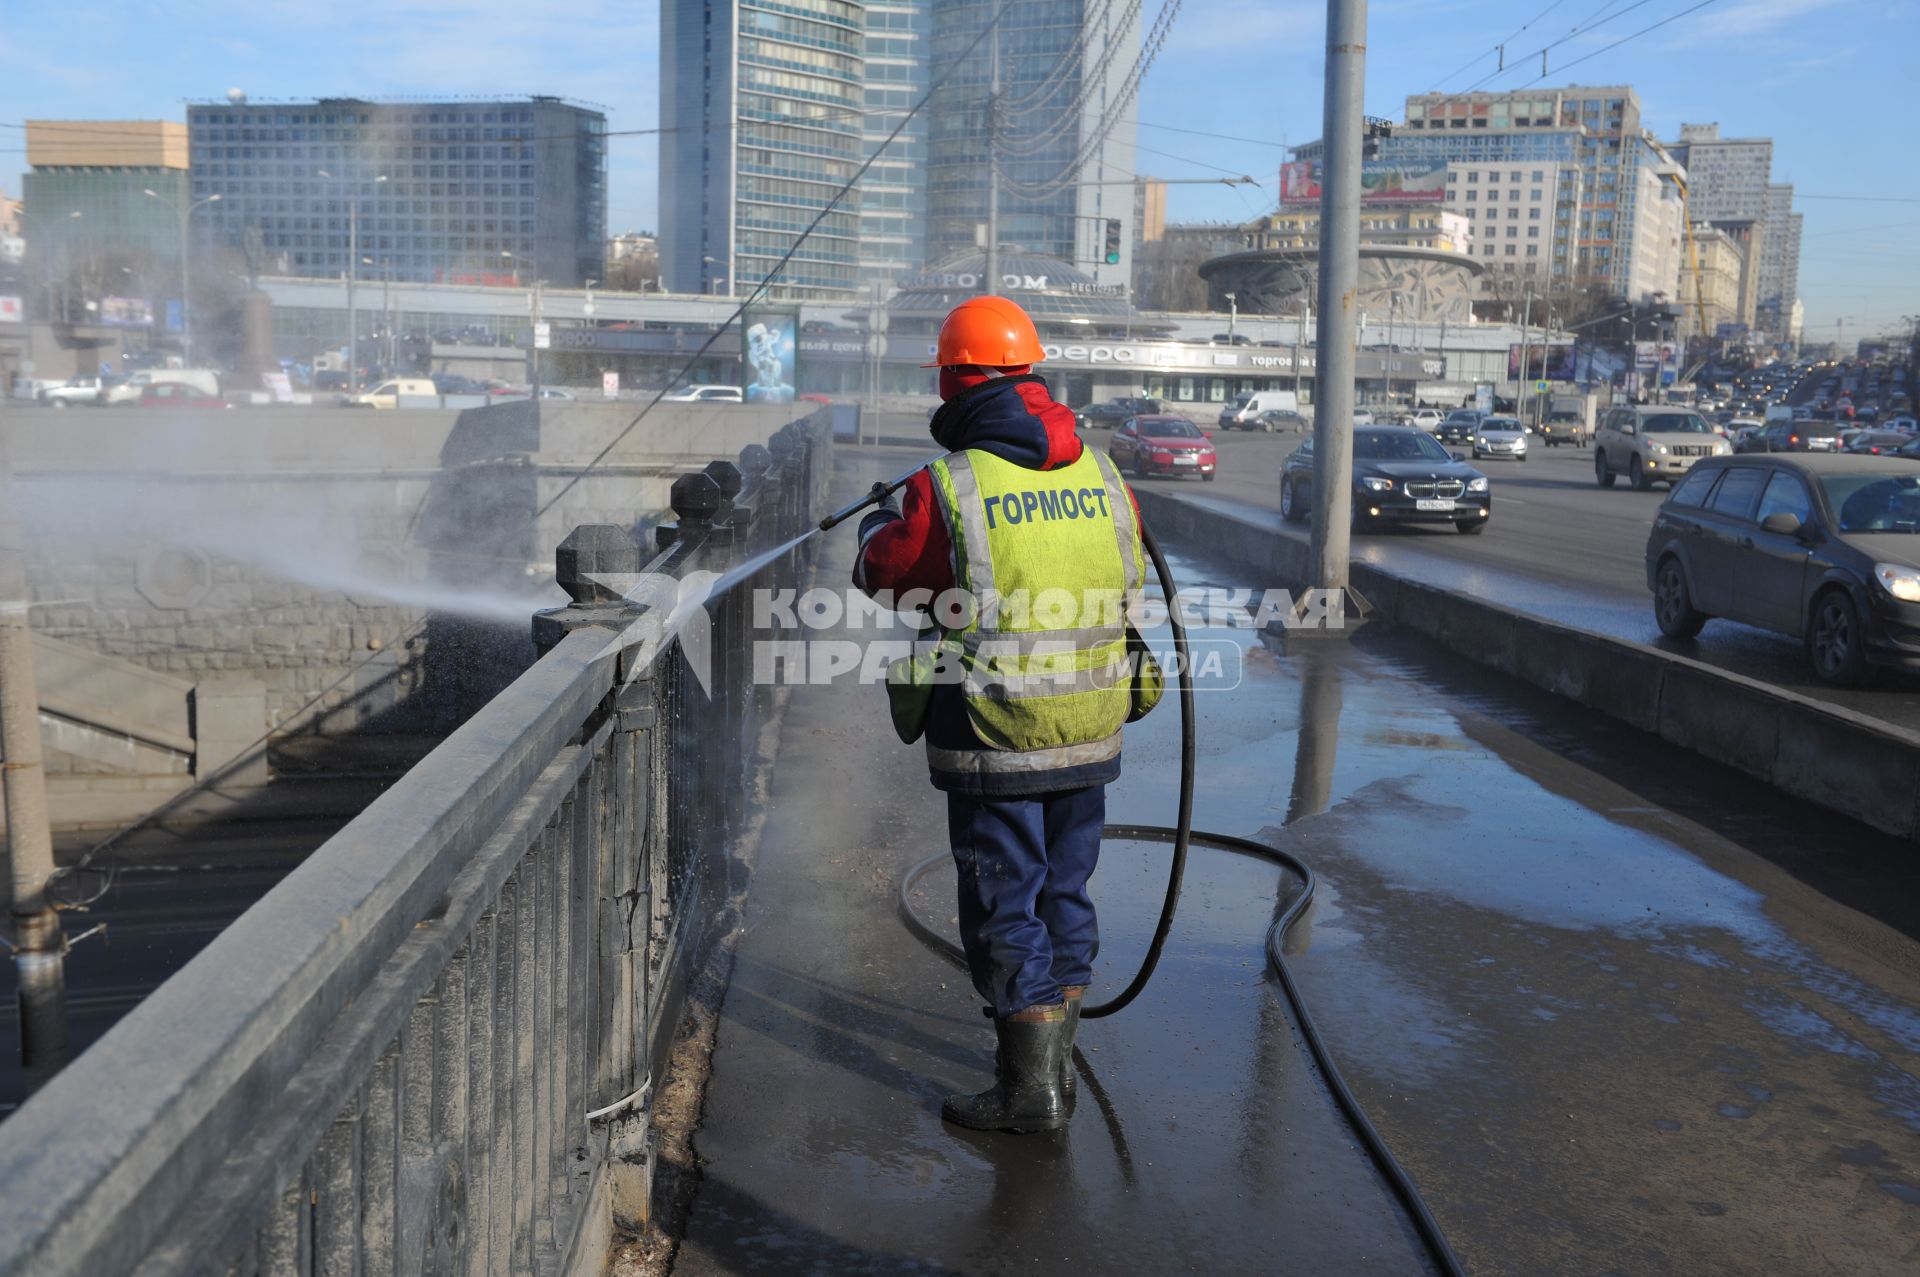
[1594, 404, 1731, 490]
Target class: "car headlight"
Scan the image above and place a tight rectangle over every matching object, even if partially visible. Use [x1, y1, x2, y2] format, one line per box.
[1360, 476, 1394, 492]
[1467, 476, 1489, 493]
[1475, 437, 1488, 447]
[1874, 563, 1920, 603]
[1650, 441, 1668, 454]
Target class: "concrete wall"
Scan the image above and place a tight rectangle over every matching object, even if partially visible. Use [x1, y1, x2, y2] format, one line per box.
[1133, 487, 1920, 842]
[8, 399, 821, 765]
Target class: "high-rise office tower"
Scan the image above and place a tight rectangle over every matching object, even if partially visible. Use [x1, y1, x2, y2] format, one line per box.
[1756, 183, 1803, 341]
[660, 0, 867, 299]
[187, 97, 606, 286]
[924, 0, 1139, 289]
[1398, 87, 1684, 301]
[857, 0, 932, 292]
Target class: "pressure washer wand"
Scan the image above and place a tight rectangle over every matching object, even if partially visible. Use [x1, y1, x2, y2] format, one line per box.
[817, 460, 936, 532]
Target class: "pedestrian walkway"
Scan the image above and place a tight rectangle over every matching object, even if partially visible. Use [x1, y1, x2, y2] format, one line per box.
[672, 452, 1433, 1275]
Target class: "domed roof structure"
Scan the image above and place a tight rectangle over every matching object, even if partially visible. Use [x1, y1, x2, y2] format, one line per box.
[884, 250, 1143, 331]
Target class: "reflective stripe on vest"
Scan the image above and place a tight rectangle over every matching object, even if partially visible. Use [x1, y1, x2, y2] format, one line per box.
[928, 446, 1144, 768]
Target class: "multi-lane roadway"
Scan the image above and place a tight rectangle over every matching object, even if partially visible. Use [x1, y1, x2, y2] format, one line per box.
[1144, 427, 1920, 729]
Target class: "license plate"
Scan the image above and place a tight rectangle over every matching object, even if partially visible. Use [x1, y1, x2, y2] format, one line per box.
[1416, 498, 1456, 512]
[1172, 455, 1197, 465]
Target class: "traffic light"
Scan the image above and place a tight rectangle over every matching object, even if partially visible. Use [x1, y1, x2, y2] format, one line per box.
[1104, 218, 1122, 265]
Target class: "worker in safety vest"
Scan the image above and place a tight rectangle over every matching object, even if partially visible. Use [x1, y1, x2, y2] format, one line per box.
[853, 295, 1158, 1133]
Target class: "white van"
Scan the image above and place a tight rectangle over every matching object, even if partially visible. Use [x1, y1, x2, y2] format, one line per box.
[347, 378, 440, 409]
[104, 368, 221, 405]
[1217, 389, 1301, 430]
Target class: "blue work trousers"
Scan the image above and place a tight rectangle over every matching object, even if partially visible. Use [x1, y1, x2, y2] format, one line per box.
[945, 786, 1105, 1017]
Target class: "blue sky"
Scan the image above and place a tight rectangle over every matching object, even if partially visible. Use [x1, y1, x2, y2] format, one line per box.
[1, 0, 1913, 336]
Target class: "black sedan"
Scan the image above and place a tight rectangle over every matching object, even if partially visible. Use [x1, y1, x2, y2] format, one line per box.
[1438, 410, 1482, 444]
[1645, 454, 1920, 684]
[1075, 396, 1164, 430]
[1280, 426, 1491, 534]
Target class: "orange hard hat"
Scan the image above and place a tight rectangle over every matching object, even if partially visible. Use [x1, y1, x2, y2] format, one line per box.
[924, 295, 1047, 368]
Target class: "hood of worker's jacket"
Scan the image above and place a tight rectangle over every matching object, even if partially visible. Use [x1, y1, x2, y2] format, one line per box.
[928, 373, 1084, 470]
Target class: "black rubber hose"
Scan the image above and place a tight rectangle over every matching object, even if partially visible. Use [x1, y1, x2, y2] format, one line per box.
[891, 514, 1469, 1277]
[1080, 516, 1194, 1020]
[896, 829, 1467, 1277]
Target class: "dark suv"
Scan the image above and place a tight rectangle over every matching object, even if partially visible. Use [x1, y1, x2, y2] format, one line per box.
[1737, 419, 1843, 454]
[1076, 396, 1164, 430]
[1645, 454, 1920, 684]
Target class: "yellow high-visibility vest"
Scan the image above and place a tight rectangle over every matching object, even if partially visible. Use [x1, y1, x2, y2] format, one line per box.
[925, 445, 1145, 774]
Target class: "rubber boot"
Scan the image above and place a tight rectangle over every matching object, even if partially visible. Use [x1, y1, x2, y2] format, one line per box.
[941, 1004, 1069, 1133]
[1059, 986, 1085, 1105]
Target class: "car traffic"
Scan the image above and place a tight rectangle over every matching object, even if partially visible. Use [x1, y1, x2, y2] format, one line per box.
[1645, 454, 1920, 685]
[1109, 415, 1217, 481]
[1280, 425, 1491, 534]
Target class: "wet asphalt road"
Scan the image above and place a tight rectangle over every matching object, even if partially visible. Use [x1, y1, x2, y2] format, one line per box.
[0, 817, 341, 1113]
[674, 447, 1920, 1276]
[1147, 429, 1920, 732]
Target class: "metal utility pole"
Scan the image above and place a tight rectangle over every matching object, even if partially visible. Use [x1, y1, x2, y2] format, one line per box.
[1294, 300, 1309, 401]
[346, 202, 359, 392]
[983, 21, 1001, 298]
[1517, 284, 1535, 427]
[0, 453, 67, 1091]
[1308, 0, 1367, 594]
[1225, 291, 1238, 343]
[530, 279, 545, 399]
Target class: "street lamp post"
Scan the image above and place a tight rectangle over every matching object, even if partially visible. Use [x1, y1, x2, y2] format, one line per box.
[317, 170, 386, 391]
[18, 209, 82, 325]
[503, 252, 545, 397]
[361, 256, 396, 374]
[143, 189, 222, 364]
[1224, 291, 1238, 345]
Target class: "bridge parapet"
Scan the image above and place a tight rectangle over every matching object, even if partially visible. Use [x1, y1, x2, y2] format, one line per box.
[0, 415, 835, 1276]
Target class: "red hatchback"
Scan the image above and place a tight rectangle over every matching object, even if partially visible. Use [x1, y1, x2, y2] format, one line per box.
[1109, 414, 1217, 481]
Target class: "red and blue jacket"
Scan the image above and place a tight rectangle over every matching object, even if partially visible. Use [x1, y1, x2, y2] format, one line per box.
[853, 372, 1137, 796]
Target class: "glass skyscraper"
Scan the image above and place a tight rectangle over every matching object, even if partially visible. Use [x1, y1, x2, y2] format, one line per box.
[660, 0, 1137, 299]
[858, 0, 931, 291]
[660, 0, 868, 299]
[186, 97, 608, 286]
[924, 0, 1137, 287]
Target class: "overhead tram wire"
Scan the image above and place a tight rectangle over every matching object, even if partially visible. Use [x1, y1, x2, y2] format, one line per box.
[531, 0, 1017, 521]
[997, 0, 1176, 170]
[997, 0, 1120, 115]
[1426, 0, 1578, 91]
[1495, 0, 1724, 87]
[997, 0, 1149, 153]
[1421, 0, 1660, 104]
[1001, 0, 1185, 199]
[998, 0, 1144, 135]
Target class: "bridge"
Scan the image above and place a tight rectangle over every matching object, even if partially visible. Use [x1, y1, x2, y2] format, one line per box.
[2, 422, 1920, 1275]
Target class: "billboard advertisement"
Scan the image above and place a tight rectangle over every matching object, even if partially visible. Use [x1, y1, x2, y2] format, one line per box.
[1507, 343, 1579, 381]
[0, 295, 22, 324]
[741, 309, 797, 404]
[98, 296, 153, 328]
[1280, 159, 1447, 205]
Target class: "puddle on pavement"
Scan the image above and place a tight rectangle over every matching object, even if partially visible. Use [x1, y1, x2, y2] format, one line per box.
[901, 543, 1920, 1269]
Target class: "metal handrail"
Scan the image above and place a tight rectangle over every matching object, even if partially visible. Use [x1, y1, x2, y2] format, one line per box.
[0, 413, 835, 1277]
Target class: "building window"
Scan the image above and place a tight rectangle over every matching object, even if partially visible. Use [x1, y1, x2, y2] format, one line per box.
[1505, 245, 1517, 256]
[1488, 171, 1500, 183]
[1467, 171, 1478, 182]
[1467, 190, 1477, 201]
